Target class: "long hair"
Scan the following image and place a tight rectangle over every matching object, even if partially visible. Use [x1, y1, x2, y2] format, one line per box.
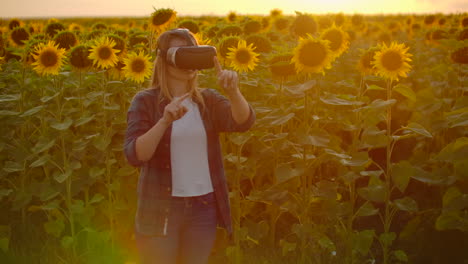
[150, 28, 205, 113]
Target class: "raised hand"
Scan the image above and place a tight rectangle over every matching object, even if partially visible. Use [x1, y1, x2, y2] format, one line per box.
[214, 56, 239, 97]
[161, 93, 190, 125]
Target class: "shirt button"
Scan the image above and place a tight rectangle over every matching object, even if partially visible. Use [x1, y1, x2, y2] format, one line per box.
[167, 187, 171, 191]
[165, 164, 170, 169]
[164, 143, 169, 147]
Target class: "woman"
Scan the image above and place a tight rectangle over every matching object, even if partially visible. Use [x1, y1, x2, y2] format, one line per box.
[123, 28, 255, 264]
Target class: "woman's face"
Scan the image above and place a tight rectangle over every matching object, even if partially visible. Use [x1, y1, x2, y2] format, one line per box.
[166, 37, 197, 81]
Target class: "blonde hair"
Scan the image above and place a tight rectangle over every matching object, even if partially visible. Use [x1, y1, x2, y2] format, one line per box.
[150, 29, 205, 113]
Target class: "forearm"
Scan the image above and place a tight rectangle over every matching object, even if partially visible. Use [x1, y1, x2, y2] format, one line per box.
[227, 90, 250, 125]
[135, 119, 169, 162]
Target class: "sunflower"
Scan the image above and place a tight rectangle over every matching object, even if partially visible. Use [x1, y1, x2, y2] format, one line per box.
[320, 24, 350, 58]
[291, 34, 334, 75]
[53, 30, 78, 50]
[68, 23, 83, 32]
[31, 40, 66, 76]
[372, 42, 412, 82]
[226, 40, 259, 73]
[88, 36, 120, 69]
[357, 47, 379, 76]
[149, 8, 177, 32]
[122, 50, 153, 83]
[194, 32, 211, 45]
[69, 44, 93, 70]
[9, 27, 29, 47]
[269, 53, 295, 79]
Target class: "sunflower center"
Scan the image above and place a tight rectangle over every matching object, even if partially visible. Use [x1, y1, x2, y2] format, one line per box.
[381, 50, 402, 71]
[323, 30, 343, 51]
[298, 42, 327, 68]
[40, 49, 58, 67]
[98, 47, 112, 60]
[131, 59, 146, 73]
[235, 49, 251, 64]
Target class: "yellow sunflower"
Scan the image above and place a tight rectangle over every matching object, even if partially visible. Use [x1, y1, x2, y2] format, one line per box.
[88, 36, 120, 69]
[320, 24, 350, 58]
[122, 50, 153, 83]
[149, 8, 177, 32]
[226, 40, 260, 73]
[194, 32, 211, 45]
[31, 40, 66, 76]
[291, 34, 334, 75]
[372, 42, 412, 82]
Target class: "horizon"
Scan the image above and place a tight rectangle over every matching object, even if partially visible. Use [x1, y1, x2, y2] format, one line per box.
[1, 0, 467, 19]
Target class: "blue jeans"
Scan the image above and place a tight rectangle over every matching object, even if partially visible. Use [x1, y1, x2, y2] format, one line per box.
[135, 192, 218, 264]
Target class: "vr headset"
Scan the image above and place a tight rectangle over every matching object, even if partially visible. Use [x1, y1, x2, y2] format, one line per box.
[166, 45, 217, 70]
[158, 28, 217, 70]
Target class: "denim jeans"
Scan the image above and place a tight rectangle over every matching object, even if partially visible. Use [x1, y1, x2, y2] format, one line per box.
[135, 192, 218, 264]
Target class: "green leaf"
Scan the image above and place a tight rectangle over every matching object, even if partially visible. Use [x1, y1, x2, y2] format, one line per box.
[0, 110, 20, 116]
[40, 92, 59, 103]
[411, 167, 446, 185]
[32, 138, 56, 154]
[394, 250, 409, 262]
[53, 169, 72, 183]
[379, 232, 396, 247]
[19, 105, 44, 117]
[404, 122, 432, 138]
[61, 236, 74, 249]
[3, 161, 24, 173]
[320, 93, 364, 106]
[89, 167, 106, 179]
[366, 84, 385, 91]
[92, 134, 111, 151]
[353, 229, 374, 256]
[103, 104, 120, 111]
[228, 133, 252, 146]
[358, 183, 387, 203]
[74, 115, 95, 127]
[29, 154, 50, 168]
[393, 84, 416, 102]
[50, 117, 73, 130]
[392, 161, 413, 192]
[275, 163, 303, 183]
[356, 202, 379, 217]
[116, 166, 137, 177]
[444, 107, 468, 128]
[43, 219, 64, 238]
[0, 94, 21, 103]
[90, 194, 104, 204]
[393, 197, 418, 212]
[297, 127, 330, 147]
[341, 152, 370, 167]
[270, 113, 295, 126]
[435, 137, 468, 162]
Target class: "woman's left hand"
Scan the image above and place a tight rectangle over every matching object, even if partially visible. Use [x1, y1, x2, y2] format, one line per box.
[213, 56, 239, 97]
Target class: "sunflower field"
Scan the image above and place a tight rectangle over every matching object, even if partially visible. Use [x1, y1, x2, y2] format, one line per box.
[1, 8, 468, 264]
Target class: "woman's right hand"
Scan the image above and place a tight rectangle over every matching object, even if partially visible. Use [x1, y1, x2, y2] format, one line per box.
[160, 93, 190, 126]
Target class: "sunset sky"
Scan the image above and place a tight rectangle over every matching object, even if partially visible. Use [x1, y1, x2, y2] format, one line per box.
[1, 0, 467, 18]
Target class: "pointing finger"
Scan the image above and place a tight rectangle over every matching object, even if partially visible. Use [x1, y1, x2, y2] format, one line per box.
[174, 93, 190, 105]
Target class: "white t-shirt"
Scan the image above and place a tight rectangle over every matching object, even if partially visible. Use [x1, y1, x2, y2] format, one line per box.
[170, 96, 213, 197]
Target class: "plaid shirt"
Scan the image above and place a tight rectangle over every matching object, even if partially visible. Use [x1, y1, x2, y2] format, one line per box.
[123, 87, 255, 237]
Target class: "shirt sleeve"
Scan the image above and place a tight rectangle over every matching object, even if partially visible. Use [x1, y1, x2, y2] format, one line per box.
[123, 92, 152, 167]
[208, 89, 256, 133]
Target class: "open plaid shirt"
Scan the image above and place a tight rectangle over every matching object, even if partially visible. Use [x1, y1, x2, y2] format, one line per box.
[123, 87, 255, 237]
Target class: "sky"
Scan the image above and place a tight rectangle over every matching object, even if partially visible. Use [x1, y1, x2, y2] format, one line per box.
[0, 0, 467, 18]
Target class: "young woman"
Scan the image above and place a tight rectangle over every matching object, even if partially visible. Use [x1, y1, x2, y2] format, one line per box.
[123, 28, 255, 264]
